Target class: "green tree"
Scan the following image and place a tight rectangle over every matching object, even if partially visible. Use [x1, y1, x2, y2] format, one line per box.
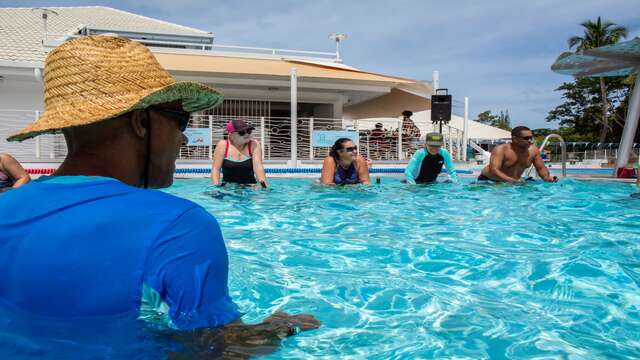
[568, 17, 627, 146]
[476, 109, 511, 131]
[547, 76, 633, 142]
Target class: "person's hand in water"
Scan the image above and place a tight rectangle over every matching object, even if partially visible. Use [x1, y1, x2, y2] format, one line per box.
[169, 312, 321, 359]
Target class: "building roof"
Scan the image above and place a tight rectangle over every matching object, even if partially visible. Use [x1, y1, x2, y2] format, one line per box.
[153, 51, 418, 84]
[0, 6, 209, 63]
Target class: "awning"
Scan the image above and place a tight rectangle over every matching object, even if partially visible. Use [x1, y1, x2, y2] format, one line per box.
[344, 88, 431, 119]
[153, 51, 418, 84]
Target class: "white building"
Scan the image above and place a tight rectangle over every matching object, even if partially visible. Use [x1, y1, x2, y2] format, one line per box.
[0, 6, 507, 164]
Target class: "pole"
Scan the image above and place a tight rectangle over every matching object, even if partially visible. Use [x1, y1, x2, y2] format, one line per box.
[35, 110, 40, 159]
[456, 129, 462, 161]
[309, 117, 314, 160]
[615, 70, 640, 176]
[208, 115, 213, 160]
[463, 96, 469, 162]
[432, 70, 439, 95]
[355, 119, 360, 161]
[290, 67, 298, 166]
[397, 119, 403, 160]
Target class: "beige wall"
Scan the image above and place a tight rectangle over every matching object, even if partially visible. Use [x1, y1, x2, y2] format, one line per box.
[343, 88, 430, 120]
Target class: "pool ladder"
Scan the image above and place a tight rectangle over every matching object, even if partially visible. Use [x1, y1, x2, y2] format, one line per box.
[525, 133, 567, 179]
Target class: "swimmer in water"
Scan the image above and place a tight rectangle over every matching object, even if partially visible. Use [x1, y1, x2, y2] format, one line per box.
[478, 126, 557, 183]
[211, 119, 267, 188]
[320, 138, 371, 185]
[404, 132, 457, 184]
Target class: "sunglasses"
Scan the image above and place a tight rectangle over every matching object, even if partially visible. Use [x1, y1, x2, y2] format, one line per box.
[339, 146, 358, 153]
[236, 129, 253, 136]
[151, 107, 190, 132]
[517, 135, 533, 141]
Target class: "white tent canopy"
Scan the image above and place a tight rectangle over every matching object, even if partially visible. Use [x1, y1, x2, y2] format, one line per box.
[357, 110, 512, 140]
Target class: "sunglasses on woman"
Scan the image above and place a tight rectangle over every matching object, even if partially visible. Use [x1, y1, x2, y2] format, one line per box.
[339, 146, 358, 153]
[236, 129, 253, 136]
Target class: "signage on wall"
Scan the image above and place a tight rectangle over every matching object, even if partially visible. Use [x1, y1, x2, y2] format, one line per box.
[312, 130, 359, 147]
[184, 128, 212, 146]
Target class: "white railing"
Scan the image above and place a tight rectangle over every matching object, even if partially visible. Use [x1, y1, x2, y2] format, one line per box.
[42, 33, 339, 62]
[0, 110, 468, 163]
[0, 110, 67, 162]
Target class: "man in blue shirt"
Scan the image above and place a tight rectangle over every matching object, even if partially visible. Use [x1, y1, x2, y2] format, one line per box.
[0, 36, 318, 357]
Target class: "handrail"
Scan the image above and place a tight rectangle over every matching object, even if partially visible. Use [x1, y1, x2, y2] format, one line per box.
[42, 33, 339, 60]
[525, 133, 567, 178]
[469, 140, 491, 164]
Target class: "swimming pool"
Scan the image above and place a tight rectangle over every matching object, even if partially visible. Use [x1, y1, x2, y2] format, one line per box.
[164, 178, 640, 358]
[2, 178, 639, 359]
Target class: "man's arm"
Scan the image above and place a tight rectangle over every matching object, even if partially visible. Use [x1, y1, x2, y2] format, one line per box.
[489, 146, 521, 183]
[532, 148, 556, 182]
[147, 207, 320, 355]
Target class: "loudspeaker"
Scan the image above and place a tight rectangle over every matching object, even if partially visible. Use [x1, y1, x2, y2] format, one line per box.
[431, 89, 452, 123]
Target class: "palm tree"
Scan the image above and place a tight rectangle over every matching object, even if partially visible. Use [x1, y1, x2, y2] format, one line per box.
[568, 17, 627, 146]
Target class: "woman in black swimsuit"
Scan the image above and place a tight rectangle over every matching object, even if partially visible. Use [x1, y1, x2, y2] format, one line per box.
[211, 119, 267, 187]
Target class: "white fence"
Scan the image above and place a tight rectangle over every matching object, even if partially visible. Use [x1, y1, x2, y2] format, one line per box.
[1, 110, 467, 163]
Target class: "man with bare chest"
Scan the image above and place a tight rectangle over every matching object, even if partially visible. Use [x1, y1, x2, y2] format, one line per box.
[478, 126, 557, 183]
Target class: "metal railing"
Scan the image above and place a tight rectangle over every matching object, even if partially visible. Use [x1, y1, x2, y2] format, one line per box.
[0, 110, 467, 163]
[42, 33, 340, 62]
[526, 134, 566, 178]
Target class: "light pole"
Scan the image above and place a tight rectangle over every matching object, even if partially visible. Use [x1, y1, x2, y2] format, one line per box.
[328, 33, 347, 62]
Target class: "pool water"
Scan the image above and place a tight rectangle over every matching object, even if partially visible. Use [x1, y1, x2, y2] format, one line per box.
[162, 177, 640, 359]
[2, 178, 639, 359]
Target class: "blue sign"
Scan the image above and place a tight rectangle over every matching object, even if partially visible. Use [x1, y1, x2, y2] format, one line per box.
[184, 128, 212, 146]
[312, 130, 358, 147]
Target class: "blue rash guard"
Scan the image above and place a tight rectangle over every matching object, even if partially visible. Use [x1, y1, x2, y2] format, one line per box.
[0, 176, 239, 330]
[404, 148, 458, 184]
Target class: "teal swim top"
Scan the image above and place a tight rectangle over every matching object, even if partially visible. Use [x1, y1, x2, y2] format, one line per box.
[404, 148, 457, 184]
[0, 176, 239, 330]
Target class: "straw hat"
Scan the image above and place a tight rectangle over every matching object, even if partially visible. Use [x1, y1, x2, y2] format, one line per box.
[8, 35, 223, 142]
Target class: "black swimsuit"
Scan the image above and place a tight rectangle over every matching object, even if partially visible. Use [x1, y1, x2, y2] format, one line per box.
[415, 153, 445, 184]
[221, 141, 256, 184]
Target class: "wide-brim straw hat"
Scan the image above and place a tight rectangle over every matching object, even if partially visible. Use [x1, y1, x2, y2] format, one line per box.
[8, 35, 223, 142]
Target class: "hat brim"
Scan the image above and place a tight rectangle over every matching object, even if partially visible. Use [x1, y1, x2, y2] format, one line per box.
[7, 81, 223, 142]
[425, 141, 443, 146]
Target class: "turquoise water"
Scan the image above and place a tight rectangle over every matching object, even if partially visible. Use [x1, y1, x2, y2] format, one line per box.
[162, 178, 640, 359]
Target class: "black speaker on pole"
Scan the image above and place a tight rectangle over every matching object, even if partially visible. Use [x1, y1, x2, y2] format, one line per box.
[431, 89, 452, 133]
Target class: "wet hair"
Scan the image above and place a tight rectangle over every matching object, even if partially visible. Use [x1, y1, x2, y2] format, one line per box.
[511, 126, 531, 137]
[330, 138, 353, 162]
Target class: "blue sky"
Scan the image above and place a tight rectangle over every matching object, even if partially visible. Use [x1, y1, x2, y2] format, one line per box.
[3, 0, 639, 129]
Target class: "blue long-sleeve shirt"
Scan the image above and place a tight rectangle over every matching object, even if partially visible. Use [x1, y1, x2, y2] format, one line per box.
[404, 148, 457, 184]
